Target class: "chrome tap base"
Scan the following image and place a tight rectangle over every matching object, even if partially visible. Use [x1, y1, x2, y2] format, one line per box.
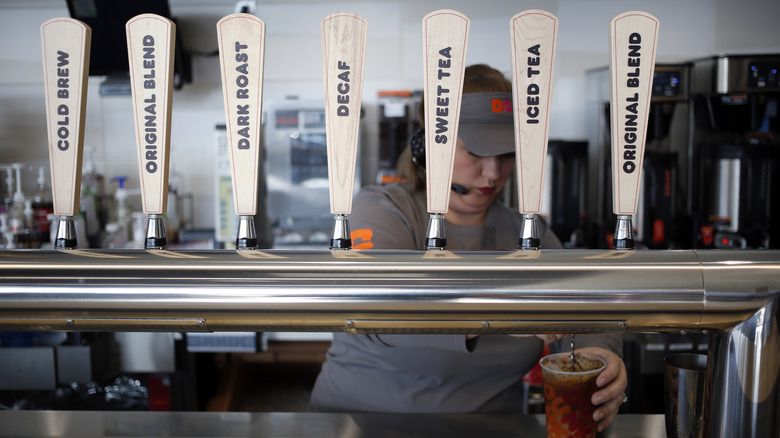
[425, 213, 446, 250]
[518, 214, 541, 249]
[329, 214, 352, 250]
[145, 214, 168, 249]
[613, 215, 635, 250]
[54, 216, 77, 249]
[236, 215, 258, 249]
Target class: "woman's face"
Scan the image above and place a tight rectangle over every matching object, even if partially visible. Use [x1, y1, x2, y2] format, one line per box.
[448, 137, 515, 222]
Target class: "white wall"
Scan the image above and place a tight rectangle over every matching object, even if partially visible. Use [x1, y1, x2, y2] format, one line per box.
[1, 0, 779, 230]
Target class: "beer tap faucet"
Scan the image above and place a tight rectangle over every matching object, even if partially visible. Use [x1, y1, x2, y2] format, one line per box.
[144, 214, 167, 249]
[330, 214, 352, 250]
[421, 10, 470, 250]
[510, 10, 559, 250]
[236, 216, 258, 250]
[40, 17, 91, 250]
[519, 214, 542, 250]
[613, 215, 635, 249]
[608, 12, 659, 250]
[127, 14, 176, 250]
[217, 13, 267, 250]
[425, 213, 447, 250]
[321, 12, 367, 250]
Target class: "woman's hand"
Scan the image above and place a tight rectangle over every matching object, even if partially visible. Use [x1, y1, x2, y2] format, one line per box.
[576, 346, 628, 432]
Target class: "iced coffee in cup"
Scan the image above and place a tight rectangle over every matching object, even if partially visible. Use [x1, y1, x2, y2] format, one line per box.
[540, 352, 606, 438]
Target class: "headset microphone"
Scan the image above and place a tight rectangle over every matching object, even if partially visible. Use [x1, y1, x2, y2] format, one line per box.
[450, 184, 469, 195]
[411, 129, 470, 196]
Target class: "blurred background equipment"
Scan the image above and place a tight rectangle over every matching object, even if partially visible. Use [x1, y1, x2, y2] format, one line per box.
[689, 54, 780, 249]
[586, 63, 691, 249]
[66, 0, 192, 95]
[262, 99, 360, 248]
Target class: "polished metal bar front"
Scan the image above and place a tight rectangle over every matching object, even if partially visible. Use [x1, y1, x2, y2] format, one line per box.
[0, 248, 717, 332]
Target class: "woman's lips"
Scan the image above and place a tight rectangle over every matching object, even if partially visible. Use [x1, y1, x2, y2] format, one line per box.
[477, 187, 495, 195]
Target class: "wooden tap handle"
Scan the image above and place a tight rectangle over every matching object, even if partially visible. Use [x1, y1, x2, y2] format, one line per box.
[217, 13, 266, 216]
[422, 9, 470, 214]
[40, 17, 91, 217]
[126, 14, 175, 215]
[510, 10, 558, 215]
[609, 11, 659, 215]
[321, 12, 367, 215]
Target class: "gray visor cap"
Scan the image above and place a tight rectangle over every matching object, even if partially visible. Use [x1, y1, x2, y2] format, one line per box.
[456, 92, 516, 157]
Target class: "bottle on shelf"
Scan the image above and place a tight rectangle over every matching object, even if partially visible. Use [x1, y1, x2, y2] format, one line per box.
[80, 146, 106, 248]
[129, 211, 146, 249]
[1, 167, 13, 214]
[0, 213, 8, 248]
[32, 166, 53, 244]
[17, 200, 42, 249]
[166, 163, 182, 244]
[6, 164, 26, 247]
[113, 176, 129, 227]
[103, 176, 130, 249]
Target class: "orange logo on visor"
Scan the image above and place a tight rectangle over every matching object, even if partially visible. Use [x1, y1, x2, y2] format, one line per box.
[491, 98, 513, 113]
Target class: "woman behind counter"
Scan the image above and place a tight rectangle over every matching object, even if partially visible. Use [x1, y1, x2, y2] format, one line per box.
[310, 64, 627, 432]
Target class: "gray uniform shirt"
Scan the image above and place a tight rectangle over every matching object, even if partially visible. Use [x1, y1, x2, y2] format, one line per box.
[309, 183, 622, 413]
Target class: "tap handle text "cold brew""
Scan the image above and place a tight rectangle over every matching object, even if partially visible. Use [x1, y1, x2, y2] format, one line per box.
[41, 17, 91, 217]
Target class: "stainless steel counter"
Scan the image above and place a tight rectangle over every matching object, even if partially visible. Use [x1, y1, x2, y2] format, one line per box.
[0, 248, 777, 437]
[0, 411, 665, 437]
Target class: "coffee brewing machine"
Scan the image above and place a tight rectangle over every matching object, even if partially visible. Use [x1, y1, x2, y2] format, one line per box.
[587, 63, 691, 249]
[262, 100, 342, 247]
[376, 91, 422, 185]
[689, 54, 780, 249]
[541, 140, 588, 248]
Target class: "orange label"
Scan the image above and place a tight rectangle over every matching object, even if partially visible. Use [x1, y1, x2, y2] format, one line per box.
[350, 228, 374, 249]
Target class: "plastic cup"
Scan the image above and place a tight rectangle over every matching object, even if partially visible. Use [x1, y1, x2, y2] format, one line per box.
[539, 352, 606, 438]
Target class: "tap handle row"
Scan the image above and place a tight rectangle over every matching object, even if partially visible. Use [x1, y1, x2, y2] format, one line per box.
[39, 11, 659, 253]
